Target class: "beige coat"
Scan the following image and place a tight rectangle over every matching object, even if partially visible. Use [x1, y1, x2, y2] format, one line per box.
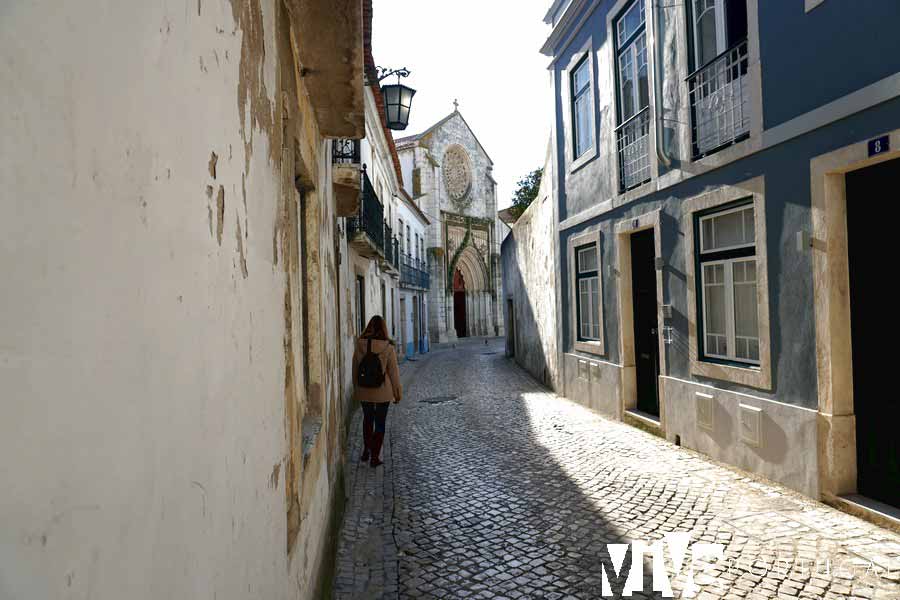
[352, 337, 402, 404]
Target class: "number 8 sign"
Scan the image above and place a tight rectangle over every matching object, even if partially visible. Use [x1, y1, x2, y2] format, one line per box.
[868, 135, 890, 157]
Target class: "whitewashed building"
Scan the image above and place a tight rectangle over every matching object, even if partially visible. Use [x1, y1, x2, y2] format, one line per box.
[342, 84, 403, 340]
[337, 42, 432, 363]
[395, 188, 431, 358]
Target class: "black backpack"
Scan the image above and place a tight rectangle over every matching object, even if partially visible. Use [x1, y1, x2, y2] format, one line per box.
[357, 339, 385, 388]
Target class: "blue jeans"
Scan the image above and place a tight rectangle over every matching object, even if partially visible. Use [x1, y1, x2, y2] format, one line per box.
[361, 401, 390, 433]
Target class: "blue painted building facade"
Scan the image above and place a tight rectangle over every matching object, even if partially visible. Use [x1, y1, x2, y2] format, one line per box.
[539, 0, 900, 512]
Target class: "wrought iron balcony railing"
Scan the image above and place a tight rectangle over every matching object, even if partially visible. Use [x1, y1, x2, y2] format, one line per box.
[400, 253, 430, 289]
[332, 138, 360, 164]
[688, 39, 750, 158]
[615, 106, 652, 192]
[346, 168, 384, 253]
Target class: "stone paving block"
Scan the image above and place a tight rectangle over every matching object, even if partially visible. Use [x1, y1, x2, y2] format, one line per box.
[331, 340, 900, 599]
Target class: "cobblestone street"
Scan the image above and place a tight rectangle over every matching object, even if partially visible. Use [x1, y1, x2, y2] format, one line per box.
[333, 339, 900, 599]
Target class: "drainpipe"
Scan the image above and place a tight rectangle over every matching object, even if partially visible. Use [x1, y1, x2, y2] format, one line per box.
[654, 0, 672, 169]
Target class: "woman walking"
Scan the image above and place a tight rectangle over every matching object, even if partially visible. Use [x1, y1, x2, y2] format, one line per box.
[353, 315, 402, 468]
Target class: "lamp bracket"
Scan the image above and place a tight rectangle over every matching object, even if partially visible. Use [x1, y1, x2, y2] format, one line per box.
[376, 66, 411, 82]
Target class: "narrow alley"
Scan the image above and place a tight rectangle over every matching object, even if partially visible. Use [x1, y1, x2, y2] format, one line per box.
[334, 339, 900, 599]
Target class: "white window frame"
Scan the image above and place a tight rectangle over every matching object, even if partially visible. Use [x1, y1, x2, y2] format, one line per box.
[568, 229, 605, 355]
[698, 203, 755, 253]
[576, 245, 601, 341]
[691, 0, 727, 68]
[571, 54, 594, 160]
[699, 255, 760, 365]
[615, 0, 649, 124]
[564, 40, 598, 173]
[683, 176, 771, 390]
[606, 0, 659, 200]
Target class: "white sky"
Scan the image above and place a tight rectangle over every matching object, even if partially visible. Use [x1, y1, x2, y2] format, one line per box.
[372, 0, 553, 210]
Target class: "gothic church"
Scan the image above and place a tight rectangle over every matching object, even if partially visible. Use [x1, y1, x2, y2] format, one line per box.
[396, 106, 505, 342]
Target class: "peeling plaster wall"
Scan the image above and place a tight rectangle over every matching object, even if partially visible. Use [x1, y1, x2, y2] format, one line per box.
[0, 2, 349, 599]
[500, 154, 560, 391]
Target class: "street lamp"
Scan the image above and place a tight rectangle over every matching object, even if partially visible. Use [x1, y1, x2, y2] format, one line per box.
[377, 67, 416, 131]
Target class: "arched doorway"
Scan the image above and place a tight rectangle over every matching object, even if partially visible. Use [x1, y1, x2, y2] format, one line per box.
[453, 269, 468, 338]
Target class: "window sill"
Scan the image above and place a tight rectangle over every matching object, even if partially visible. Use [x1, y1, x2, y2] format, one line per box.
[690, 358, 771, 391]
[569, 145, 598, 174]
[613, 178, 659, 209]
[574, 340, 605, 356]
[656, 136, 761, 194]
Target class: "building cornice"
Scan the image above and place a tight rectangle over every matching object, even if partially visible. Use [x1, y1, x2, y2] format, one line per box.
[540, 0, 589, 57]
[543, 0, 568, 23]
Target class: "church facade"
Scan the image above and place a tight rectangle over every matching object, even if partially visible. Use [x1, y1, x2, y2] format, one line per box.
[396, 108, 505, 343]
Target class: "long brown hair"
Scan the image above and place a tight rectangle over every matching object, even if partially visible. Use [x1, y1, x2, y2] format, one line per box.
[361, 315, 389, 340]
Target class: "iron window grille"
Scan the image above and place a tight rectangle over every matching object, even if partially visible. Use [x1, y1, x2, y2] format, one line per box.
[400, 253, 430, 290]
[687, 0, 749, 158]
[615, 107, 652, 192]
[332, 139, 360, 164]
[696, 200, 760, 365]
[688, 39, 750, 158]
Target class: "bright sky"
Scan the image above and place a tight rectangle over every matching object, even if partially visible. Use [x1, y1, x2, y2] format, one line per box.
[373, 0, 553, 210]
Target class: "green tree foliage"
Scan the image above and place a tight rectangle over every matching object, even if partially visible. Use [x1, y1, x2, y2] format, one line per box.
[511, 168, 543, 218]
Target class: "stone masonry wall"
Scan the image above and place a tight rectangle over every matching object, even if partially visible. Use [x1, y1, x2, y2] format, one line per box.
[500, 151, 560, 390]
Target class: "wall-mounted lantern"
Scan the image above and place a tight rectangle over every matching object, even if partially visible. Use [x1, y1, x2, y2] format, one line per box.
[377, 67, 416, 131]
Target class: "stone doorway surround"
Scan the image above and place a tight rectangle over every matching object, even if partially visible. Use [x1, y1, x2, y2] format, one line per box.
[614, 208, 667, 435]
[811, 127, 900, 530]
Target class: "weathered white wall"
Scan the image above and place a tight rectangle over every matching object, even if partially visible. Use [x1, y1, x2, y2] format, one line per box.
[0, 2, 349, 598]
[500, 150, 559, 390]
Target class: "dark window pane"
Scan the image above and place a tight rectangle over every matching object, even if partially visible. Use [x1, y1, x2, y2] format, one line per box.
[725, 0, 748, 46]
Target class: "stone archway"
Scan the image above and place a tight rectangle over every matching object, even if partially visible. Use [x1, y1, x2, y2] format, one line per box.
[451, 245, 490, 337]
[453, 269, 467, 338]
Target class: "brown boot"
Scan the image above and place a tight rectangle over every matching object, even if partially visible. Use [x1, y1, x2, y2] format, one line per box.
[360, 419, 373, 462]
[370, 431, 384, 468]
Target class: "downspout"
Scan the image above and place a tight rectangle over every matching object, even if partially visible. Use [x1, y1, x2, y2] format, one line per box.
[654, 0, 673, 169]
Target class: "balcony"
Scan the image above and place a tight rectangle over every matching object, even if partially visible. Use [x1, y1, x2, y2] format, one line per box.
[688, 39, 750, 159]
[285, 0, 364, 138]
[346, 169, 384, 259]
[332, 139, 362, 216]
[400, 253, 430, 290]
[615, 106, 652, 192]
[381, 226, 400, 277]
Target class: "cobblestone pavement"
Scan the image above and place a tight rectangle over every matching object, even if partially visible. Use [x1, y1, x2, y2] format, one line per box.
[333, 339, 900, 599]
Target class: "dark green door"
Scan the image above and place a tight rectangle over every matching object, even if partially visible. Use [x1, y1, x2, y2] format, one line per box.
[631, 229, 660, 418]
[846, 157, 900, 508]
